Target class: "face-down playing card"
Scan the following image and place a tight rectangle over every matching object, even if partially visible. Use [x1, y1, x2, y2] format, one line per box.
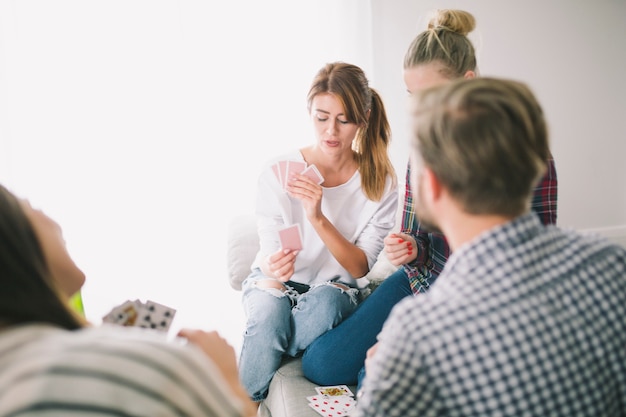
[301, 164, 324, 185]
[271, 160, 324, 189]
[278, 223, 303, 251]
[285, 160, 307, 185]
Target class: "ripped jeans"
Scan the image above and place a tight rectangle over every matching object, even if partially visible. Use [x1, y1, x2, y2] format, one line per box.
[238, 268, 360, 402]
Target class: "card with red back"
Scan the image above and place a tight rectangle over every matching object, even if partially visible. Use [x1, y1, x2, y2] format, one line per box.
[278, 223, 303, 251]
[278, 161, 290, 189]
[301, 164, 324, 185]
[271, 162, 281, 186]
[285, 160, 307, 188]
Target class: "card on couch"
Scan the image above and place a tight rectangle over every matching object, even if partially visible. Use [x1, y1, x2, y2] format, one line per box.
[307, 387, 356, 416]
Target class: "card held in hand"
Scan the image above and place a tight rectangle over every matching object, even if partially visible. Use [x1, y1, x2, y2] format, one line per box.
[278, 223, 303, 251]
[285, 160, 307, 188]
[102, 299, 176, 333]
[301, 164, 324, 185]
[137, 300, 176, 332]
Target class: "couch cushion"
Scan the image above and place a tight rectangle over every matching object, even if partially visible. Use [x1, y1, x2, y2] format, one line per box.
[259, 357, 357, 417]
[226, 215, 259, 290]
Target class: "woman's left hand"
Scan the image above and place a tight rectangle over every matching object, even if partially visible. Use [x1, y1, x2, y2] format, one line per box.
[286, 174, 323, 221]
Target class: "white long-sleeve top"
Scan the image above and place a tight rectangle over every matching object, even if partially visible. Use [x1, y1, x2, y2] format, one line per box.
[252, 150, 398, 288]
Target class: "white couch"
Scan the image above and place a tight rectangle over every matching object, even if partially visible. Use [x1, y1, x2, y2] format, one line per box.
[226, 213, 400, 417]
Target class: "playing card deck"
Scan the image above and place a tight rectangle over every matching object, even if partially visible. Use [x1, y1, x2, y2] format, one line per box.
[102, 299, 176, 332]
[307, 385, 356, 416]
[271, 159, 324, 189]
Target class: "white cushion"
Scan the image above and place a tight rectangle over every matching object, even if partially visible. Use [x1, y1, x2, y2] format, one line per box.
[226, 215, 259, 291]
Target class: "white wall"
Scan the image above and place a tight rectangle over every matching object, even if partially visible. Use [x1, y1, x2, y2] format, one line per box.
[0, 0, 374, 351]
[372, 0, 626, 235]
[1, 1, 624, 353]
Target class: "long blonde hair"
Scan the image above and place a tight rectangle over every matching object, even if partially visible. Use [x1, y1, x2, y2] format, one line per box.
[307, 62, 396, 201]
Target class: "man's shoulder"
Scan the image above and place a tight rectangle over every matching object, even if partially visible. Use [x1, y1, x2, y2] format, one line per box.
[546, 225, 626, 271]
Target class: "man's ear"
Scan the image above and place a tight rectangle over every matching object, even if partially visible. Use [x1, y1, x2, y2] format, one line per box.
[464, 70, 476, 80]
[422, 167, 443, 201]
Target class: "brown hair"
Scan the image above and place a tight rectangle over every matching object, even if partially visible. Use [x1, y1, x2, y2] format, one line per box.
[0, 184, 85, 330]
[307, 62, 396, 201]
[404, 9, 477, 79]
[411, 78, 549, 216]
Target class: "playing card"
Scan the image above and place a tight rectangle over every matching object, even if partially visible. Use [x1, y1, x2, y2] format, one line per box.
[136, 300, 176, 332]
[284, 160, 307, 188]
[104, 299, 141, 326]
[278, 160, 290, 189]
[301, 164, 324, 185]
[271, 163, 281, 185]
[307, 394, 356, 416]
[315, 385, 353, 397]
[102, 310, 129, 325]
[278, 223, 303, 251]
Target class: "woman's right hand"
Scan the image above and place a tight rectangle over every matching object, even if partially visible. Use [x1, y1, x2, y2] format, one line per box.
[384, 233, 417, 266]
[286, 174, 324, 222]
[263, 248, 298, 282]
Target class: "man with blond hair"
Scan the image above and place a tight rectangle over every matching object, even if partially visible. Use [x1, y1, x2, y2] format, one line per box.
[354, 77, 626, 417]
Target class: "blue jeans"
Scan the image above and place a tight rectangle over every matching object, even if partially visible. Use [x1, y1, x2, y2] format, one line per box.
[301, 268, 413, 388]
[238, 268, 360, 402]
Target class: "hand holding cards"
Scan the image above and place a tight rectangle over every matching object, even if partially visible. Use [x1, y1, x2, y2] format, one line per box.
[102, 299, 176, 332]
[271, 159, 324, 190]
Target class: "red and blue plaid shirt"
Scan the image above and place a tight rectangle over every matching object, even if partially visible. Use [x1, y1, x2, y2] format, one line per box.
[401, 157, 558, 294]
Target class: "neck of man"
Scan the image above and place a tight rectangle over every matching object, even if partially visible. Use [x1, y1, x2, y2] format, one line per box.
[438, 206, 514, 252]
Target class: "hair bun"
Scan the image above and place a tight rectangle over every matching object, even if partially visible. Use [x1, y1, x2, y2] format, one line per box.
[428, 9, 476, 36]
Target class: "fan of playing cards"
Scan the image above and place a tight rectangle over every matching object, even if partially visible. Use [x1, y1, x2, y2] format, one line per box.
[307, 385, 356, 416]
[271, 159, 324, 190]
[272, 159, 323, 252]
[102, 299, 176, 332]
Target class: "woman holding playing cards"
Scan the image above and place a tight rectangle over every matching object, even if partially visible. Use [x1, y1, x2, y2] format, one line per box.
[238, 61, 398, 403]
[0, 183, 257, 417]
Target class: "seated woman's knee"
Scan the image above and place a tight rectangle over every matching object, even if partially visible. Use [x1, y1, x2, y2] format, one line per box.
[256, 278, 287, 291]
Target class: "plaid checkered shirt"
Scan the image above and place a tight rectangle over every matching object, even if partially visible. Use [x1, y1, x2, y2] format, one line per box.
[354, 213, 626, 417]
[401, 157, 558, 295]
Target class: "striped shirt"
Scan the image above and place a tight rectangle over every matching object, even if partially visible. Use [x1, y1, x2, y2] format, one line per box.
[400, 157, 558, 294]
[0, 324, 247, 417]
[355, 213, 626, 417]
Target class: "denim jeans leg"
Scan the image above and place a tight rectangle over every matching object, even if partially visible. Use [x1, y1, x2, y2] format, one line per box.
[301, 269, 413, 386]
[238, 271, 293, 402]
[286, 282, 360, 357]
